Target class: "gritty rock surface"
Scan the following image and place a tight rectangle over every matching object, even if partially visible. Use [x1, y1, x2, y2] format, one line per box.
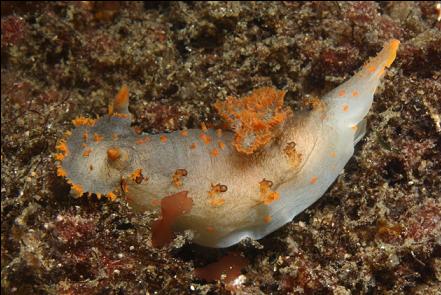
[1, 2, 440, 294]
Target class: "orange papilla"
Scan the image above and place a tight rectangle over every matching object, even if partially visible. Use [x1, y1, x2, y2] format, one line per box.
[151, 191, 193, 248]
[57, 166, 67, 177]
[56, 140, 69, 155]
[71, 183, 84, 195]
[72, 117, 96, 127]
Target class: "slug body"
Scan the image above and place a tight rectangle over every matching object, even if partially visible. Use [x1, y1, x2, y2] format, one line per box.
[56, 40, 399, 247]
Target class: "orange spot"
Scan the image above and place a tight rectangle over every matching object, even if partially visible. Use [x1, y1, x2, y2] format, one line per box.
[180, 130, 189, 137]
[352, 90, 359, 97]
[194, 252, 248, 283]
[82, 131, 89, 142]
[367, 65, 376, 73]
[151, 191, 193, 248]
[263, 215, 272, 223]
[218, 141, 225, 150]
[107, 147, 121, 161]
[190, 142, 197, 149]
[342, 104, 349, 112]
[172, 169, 188, 188]
[82, 148, 92, 157]
[131, 168, 145, 184]
[310, 176, 318, 184]
[206, 226, 215, 232]
[209, 197, 225, 207]
[93, 133, 104, 142]
[160, 135, 167, 143]
[201, 122, 208, 132]
[338, 89, 346, 97]
[136, 136, 150, 145]
[211, 148, 219, 157]
[216, 129, 223, 138]
[200, 133, 211, 145]
[329, 151, 337, 158]
[72, 117, 96, 127]
[351, 125, 358, 132]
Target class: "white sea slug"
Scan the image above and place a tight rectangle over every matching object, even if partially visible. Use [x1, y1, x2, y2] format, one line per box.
[55, 39, 400, 248]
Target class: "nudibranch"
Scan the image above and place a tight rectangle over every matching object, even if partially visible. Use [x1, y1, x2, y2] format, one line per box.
[56, 39, 399, 247]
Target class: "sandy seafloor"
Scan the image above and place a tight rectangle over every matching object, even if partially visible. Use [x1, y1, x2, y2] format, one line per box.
[1, 2, 440, 294]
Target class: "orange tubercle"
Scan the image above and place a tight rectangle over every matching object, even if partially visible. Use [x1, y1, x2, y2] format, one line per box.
[107, 147, 121, 161]
[160, 135, 168, 143]
[180, 130, 189, 137]
[310, 176, 318, 184]
[211, 148, 219, 157]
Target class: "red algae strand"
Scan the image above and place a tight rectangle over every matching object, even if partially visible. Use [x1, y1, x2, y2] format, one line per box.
[194, 252, 248, 283]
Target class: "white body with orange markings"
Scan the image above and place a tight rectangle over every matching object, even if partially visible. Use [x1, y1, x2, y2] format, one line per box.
[56, 40, 399, 247]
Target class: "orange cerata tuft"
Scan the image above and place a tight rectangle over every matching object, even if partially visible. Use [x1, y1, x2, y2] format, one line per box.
[214, 87, 290, 155]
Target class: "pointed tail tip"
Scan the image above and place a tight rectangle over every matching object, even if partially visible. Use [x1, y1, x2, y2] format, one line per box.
[384, 39, 400, 68]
